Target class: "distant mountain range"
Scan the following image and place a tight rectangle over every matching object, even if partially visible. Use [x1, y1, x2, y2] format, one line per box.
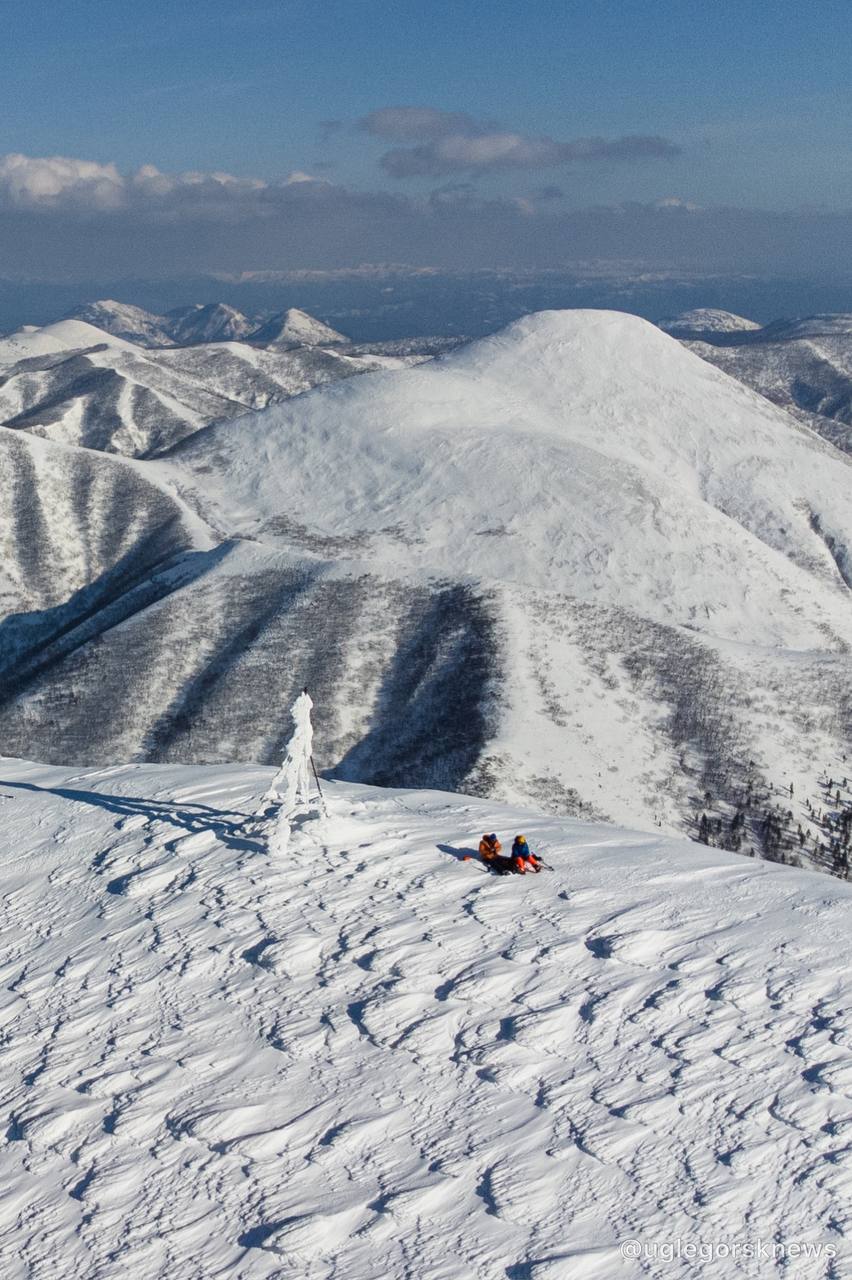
[65, 300, 349, 349]
[0, 309, 442, 456]
[1, 306, 849, 873]
[7, 265, 852, 343]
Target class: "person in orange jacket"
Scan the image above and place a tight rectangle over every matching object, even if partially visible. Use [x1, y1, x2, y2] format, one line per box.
[479, 833, 502, 865]
[512, 834, 542, 873]
[479, 833, 524, 876]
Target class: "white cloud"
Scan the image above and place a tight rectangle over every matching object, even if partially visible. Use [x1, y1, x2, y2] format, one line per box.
[359, 107, 481, 142]
[381, 131, 682, 177]
[0, 153, 126, 209]
[285, 170, 325, 184]
[0, 148, 845, 285]
[0, 153, 275, 213]
[358, 105, 680, 178]
[654, 196, 701, 211]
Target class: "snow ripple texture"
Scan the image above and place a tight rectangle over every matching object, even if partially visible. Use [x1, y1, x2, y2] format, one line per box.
[1, 759, 851, 1278]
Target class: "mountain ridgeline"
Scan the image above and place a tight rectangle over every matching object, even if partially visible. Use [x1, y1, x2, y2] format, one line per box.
[0, 305, 850, 874]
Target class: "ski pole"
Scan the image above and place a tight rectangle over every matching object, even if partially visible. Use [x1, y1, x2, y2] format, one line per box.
[310, 755, 329, 817]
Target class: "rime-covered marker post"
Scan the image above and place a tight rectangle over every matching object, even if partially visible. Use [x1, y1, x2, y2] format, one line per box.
[264, 689, 325, 854]
[265, 689, 315, 813]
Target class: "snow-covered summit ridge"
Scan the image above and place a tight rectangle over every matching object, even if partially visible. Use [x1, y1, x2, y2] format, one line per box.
[165, 308, 852, 647]
[2, 755, 850, 1278]
[66, 299, 173, 346]
[164, 302, 255, 345]
[658, 308, 761, 338]
[57, 298, 348, 349]
[249, 306, 348, 348]
[0, 317, 141, 366]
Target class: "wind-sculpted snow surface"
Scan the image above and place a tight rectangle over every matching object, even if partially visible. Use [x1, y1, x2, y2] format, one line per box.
[0, 759, 850, 1278]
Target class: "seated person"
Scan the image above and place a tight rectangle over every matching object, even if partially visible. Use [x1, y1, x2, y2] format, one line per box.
[478, 833, 502, 864]
[511, 834, 541, 873]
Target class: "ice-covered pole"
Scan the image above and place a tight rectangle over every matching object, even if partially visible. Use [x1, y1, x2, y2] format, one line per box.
[265, 689, 315, 812]
[263, 689, 325, 855]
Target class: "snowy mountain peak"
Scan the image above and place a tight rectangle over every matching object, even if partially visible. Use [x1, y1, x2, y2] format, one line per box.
[165, 302, 255, 345]
[658, 308, 762, 339]
[249, 307, 348, 348]
[65, 299, 172, 347]
[165, 305, 852, 650]
[2, 305, 851, 861]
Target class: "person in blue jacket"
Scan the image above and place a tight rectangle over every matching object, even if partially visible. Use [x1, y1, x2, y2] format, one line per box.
[511, 834, 542, 873]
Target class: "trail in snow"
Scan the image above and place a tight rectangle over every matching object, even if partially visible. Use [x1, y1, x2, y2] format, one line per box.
[1, 759, 851, 1278]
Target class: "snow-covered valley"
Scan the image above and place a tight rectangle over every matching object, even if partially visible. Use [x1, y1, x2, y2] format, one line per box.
[2, 756, 851, 1278]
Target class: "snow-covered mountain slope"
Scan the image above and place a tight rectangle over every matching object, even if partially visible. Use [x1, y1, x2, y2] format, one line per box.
[0, 336, 402, 457]
[249, 306, 348, 348]
[66, 299, 255, 348]
[0, 427, 209, 681]
[658, 308, 761, 339]
[0, 319, 140, 368]
[151, 341, 401, 409]
[65, 300, 174, 348]
[165, 302, 255, 345]
[63, 299, 347, 349]
[758, 314, 852, 341]
[657, 310, 852, 457]
[686, 334, 852, 456]
[1, 310, 849, 858]
[165, 309, 852, 645]
[1, 758, 849, 1278]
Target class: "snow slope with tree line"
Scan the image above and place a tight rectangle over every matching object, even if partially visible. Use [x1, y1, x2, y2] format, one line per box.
[0, 308, 849, 874]
[1, 756, 850, 1278]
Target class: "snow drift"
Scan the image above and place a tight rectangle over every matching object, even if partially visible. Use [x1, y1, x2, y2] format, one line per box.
[0, 758, 849, 1277]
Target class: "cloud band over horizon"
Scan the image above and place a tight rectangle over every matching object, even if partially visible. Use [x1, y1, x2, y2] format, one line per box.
[0, 148, 850, 283]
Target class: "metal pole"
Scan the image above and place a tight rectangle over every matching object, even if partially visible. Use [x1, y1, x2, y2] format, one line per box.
[310, 754, 328, 817]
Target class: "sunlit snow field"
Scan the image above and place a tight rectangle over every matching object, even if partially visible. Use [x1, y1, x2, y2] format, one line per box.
[1, 757, 850, 1278]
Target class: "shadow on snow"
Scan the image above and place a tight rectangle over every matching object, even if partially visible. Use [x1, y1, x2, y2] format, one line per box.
[1, 779, 265, 854]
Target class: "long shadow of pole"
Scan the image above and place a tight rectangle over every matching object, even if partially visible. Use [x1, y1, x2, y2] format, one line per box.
[1, 779, 266, 855]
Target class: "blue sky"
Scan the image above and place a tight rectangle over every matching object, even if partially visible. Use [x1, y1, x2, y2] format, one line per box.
[0, 0, 851, 278]
[4, 0, 851, 204]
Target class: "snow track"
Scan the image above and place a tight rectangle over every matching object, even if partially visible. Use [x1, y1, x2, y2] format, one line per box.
[1, 759, 851, 1277]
